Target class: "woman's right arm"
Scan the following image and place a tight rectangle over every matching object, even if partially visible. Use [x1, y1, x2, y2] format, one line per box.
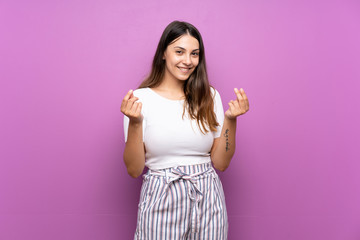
[121, 90, 145, 178]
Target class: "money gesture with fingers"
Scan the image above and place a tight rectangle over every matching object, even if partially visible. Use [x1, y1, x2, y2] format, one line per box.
[121, 89, 143, 123]
[225, 88, 250, 120]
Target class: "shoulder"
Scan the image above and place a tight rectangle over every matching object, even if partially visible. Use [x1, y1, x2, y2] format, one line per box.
[132, 87, 151, 99]
[133, 87, 149, 95]
[210, 86, 223, 110]
[210, 86, 221, 99]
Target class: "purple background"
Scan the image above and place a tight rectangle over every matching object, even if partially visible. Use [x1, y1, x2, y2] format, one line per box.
[1, 0, 360, 239]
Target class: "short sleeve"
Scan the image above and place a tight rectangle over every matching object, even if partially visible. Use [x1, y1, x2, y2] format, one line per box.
[212, 88, 224, 138]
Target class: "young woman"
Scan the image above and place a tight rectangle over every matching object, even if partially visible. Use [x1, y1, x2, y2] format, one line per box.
[121, 20, 249, 240]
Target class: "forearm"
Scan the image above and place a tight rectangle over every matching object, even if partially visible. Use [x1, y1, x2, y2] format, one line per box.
[123, 121, 145, 178]
[211, 117, 237, 171]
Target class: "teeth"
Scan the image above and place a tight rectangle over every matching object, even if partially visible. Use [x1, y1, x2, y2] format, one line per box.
[178, 67, 190, 73]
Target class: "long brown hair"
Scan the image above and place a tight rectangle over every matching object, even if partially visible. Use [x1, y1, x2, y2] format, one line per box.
[138, 20, 219, 134]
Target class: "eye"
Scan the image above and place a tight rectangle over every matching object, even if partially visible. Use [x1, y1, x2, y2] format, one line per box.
[176, 51, 182, 54]
[192, 52, 199, 56]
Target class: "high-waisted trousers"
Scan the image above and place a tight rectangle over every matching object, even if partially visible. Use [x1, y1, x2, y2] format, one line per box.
[134, 162, 228, 240]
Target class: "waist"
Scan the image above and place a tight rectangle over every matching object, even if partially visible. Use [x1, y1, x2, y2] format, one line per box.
[145, 162, 215, 180]
[145, 156, 211, 170]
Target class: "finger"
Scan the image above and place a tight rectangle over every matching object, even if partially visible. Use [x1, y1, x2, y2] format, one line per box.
[228, 102, 236, 117]
[232, 98, 241, 109]
[235, 89, 247, 107]
[231, 99, 241, 107]
[239, 88, 249, 110]
[129, 102, 139, 115]
[129, 91, 135, 100]
[234, 88, 244, 101]
[128, 96, 139, 102]
[135, 102, 142, 116]
[132, 102, 142, 116]
[123, 89, 133, 101]
[125, 97, 138, 113]
[121, 90, 134, 112]
[240, 88, 249, 102]
[228, 101, 235, 111]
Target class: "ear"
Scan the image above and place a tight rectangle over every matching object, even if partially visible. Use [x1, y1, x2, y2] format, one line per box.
[162, 51, 166, 60]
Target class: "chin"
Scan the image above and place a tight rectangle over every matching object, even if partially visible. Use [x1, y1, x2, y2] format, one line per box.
[177, 75, 190, 81]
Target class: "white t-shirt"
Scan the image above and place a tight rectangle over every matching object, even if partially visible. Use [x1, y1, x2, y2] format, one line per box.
[123, 87, 224, 170]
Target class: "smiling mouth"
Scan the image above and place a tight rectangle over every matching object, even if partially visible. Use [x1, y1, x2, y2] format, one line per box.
[178, 67, 191, 73]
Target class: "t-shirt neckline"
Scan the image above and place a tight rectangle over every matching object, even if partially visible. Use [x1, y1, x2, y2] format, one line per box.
[147, 87, 185, 102]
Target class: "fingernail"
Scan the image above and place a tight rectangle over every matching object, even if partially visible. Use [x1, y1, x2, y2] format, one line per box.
[240, 88, 243, 92]
[234, 88, 238, 92]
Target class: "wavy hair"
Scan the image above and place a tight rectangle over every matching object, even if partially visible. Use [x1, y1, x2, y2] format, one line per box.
[138, 20, 219, 134]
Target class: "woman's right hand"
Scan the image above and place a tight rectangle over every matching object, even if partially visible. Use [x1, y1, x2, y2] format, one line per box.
[121, 89, 143, 124]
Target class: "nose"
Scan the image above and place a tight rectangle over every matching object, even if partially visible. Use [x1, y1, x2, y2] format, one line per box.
[183, 54, 192, 66]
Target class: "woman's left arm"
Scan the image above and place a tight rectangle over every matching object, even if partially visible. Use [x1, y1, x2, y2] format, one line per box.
[211, 88, 250, 171]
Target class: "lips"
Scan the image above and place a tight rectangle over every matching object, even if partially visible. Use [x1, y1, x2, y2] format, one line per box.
[178, 67, 191, 73]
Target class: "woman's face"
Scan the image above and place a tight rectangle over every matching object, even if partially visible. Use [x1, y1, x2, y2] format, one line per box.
[162, 34, 200, 82]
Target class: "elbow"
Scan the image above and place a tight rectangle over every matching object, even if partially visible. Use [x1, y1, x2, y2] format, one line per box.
[128, 170, 141, 178]
[214, 164, 229, 172]
[212, 154, 233, 172]
[123, 157, 144, 179]
[123, 150, 145, 178]
[219, 166, 228, 172]
[212, 160, 230, 172]
[127, 166, 143, 178]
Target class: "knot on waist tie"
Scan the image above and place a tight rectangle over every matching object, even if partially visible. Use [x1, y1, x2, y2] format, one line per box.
[148, 166, 214, 233]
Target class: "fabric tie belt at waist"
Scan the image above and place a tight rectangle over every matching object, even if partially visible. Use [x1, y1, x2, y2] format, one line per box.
[148, 166, 215, 233]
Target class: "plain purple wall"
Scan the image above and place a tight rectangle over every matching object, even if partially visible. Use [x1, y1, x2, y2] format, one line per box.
[1, 0, 359, 239]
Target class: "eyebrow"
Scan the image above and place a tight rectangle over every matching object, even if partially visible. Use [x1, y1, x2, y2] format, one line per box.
[174, 46, 200, 51]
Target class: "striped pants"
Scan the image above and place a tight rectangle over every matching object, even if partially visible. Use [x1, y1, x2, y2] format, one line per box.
[134, 162, 228, 240]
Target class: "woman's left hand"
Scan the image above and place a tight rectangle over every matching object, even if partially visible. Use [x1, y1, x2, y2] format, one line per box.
[225, 88, 250, 120]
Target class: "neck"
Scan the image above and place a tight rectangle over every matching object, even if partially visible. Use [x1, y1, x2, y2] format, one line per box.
[158, 70, 185, 94]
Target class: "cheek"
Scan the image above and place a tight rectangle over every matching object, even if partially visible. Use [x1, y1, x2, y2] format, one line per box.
[194, 60, 200, 67]
[165, 60, 177, 72]
[167, 56, 180, 65]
